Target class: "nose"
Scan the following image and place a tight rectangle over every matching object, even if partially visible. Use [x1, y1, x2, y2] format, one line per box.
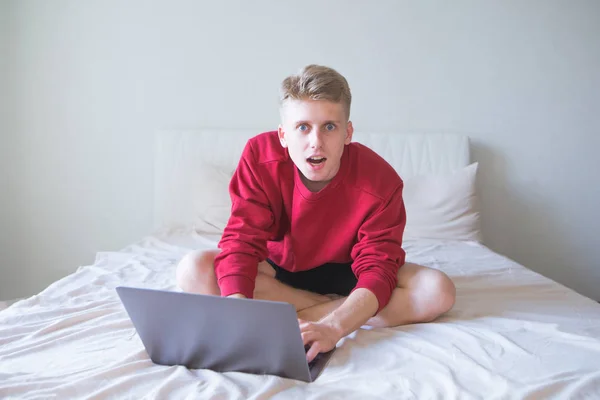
[309, 128, 323, 149]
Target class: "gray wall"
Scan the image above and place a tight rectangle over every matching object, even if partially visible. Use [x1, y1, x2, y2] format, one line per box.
[1, 1, 19, 299]
[1, 0, 599, 301]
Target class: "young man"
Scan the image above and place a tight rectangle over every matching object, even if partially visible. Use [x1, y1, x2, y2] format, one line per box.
[176, 65, 456, 363]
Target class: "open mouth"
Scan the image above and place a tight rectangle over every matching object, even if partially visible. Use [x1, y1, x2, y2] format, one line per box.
[307, 156, 327, 165]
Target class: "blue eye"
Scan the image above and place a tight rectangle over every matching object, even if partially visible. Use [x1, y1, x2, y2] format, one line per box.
[326, 123, 335, 131]
[299, 124, 308, 132]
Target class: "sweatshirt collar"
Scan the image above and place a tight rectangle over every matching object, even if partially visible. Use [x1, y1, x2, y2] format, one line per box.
[293, 144, 350, 201]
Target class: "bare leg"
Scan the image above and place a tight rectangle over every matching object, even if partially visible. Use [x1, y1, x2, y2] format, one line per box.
[297, 263, 456, 327]
[175, 250, 332, 311]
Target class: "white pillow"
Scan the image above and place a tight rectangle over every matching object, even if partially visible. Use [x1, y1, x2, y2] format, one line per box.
[402, 162, 481, 242]
[192, 165, 234, 234]
[193, 162, 481, 242]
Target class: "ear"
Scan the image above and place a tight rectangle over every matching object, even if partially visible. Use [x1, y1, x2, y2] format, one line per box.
[277, 125, 287, 148]
[344, 121, 354, 145]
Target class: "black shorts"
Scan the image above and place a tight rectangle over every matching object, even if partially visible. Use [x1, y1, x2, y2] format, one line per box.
[265, 259, 358, 296]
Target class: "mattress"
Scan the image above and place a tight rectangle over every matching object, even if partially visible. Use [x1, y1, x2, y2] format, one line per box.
[1, 229, 600, 399]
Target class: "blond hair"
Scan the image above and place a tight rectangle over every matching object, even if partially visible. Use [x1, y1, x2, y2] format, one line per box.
[279, 65, 352, 119]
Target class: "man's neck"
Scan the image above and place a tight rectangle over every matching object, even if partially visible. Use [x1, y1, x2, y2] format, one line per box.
[299, 173, 331, 193]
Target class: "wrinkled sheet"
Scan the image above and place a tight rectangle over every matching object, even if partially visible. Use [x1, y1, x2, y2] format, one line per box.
[1, 229, 600, 399]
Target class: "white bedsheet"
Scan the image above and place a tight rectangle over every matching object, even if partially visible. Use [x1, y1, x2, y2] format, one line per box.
[1, 230, 600, 399]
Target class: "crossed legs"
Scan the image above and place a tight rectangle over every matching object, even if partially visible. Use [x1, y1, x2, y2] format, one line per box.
[176, 250, 456, 328]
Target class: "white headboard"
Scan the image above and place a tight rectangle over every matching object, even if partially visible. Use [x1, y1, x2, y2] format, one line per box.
[153, 129, 470, 230]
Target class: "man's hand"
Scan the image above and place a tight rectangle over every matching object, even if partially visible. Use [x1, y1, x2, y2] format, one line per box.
[299, 288, 379, 362]
[227, 293, 247, 299]
[299, 319, 343, 363]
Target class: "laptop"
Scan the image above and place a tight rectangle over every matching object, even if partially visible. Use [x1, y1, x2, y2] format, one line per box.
[116, 286, 335, 382]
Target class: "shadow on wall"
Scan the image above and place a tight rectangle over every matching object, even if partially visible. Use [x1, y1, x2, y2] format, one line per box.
[470, 140, 591, 299]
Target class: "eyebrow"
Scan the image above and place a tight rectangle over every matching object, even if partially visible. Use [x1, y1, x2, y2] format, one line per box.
[295, 120, 342, 125]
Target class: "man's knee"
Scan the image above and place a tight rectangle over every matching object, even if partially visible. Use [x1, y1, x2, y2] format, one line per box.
[176, 249, 219, 292]
[417, 269, 456, 320]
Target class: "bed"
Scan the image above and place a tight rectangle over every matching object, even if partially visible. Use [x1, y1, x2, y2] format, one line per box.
[1, 130, 600, 399]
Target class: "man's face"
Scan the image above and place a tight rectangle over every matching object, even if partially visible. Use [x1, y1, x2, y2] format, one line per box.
[278, 99, 353, 192]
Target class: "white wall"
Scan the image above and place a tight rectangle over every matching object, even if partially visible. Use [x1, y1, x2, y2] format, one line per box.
[2, 0, 599, 301]
[0, 1, 18, 300]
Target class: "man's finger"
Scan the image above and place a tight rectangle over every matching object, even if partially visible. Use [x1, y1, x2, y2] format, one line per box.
[306, 342, 321, 363]
[298, 321, 314, 332]
[301, 331, 319, 346]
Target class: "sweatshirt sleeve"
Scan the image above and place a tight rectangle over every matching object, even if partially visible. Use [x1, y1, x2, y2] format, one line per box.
[213, 140, 275, 298]
[350, 183, 406, 313]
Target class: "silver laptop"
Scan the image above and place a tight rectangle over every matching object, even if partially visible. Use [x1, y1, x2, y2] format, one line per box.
[116, 286, 335, 382]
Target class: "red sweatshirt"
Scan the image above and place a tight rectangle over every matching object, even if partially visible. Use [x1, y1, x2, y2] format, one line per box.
[214, 131, 406, 312]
